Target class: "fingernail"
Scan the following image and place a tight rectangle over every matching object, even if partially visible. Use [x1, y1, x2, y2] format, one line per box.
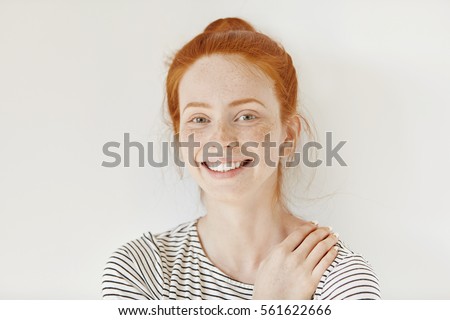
[332, 232, 339, 238]
[311, 220, 319, 226]
[327, 226, 333, 232]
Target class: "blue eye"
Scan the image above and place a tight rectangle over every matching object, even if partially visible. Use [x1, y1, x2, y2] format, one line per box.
[238, 114, 256, 121]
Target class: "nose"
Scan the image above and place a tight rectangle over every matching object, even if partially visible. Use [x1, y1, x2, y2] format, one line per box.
[208, 120, 239, 155]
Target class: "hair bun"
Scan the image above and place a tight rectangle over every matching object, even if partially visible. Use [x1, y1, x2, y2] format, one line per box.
[204, 17, 256, 33]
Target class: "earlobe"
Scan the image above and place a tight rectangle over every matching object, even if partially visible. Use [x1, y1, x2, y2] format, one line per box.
[280, 140, 295, 158]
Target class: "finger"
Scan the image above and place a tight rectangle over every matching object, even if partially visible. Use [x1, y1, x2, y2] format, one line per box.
[311, 245, 339, 281]
[306, 233, 339, 269]
[292, 227, 332, 260]
[281, 222, 317, 252]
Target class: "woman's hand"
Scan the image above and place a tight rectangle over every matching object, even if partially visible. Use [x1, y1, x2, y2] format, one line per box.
[252, 222, 339, 300]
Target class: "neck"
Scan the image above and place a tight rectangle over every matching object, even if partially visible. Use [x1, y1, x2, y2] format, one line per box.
[197, 181, 302, 283]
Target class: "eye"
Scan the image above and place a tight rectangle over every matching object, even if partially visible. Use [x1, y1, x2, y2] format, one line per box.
[237, 114, 257, 121]
[190, 116, 209, 124]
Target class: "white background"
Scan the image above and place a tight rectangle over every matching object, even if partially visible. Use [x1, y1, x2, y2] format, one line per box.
[0, 0, 449, 299]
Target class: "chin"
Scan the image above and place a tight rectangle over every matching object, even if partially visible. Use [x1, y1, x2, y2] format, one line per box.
[202, 187, 251, 202]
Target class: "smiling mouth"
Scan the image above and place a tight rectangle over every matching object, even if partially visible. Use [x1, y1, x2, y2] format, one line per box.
[200, 159, 253, 172]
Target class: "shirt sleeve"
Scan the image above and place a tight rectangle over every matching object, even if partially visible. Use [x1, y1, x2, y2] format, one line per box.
[101, 234, 164, 300]
[314, 241, 381, 300]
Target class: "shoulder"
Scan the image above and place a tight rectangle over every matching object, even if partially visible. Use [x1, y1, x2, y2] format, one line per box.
[153, 219, 197, 245]
[314, 240, 381, 300]
[101, 219, 197, 300]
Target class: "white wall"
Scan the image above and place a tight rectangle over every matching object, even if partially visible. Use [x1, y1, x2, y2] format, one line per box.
[0, 0, 449, 299]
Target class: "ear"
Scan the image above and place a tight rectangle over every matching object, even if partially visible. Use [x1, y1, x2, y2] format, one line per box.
[285, 113, 301, 141]
[282, 113, 302, 156]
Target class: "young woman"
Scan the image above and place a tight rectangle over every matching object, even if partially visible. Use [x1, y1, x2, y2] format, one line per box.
[102, 17, 380, 300]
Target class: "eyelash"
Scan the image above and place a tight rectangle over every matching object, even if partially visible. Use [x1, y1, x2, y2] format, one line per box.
[189, 114, 257, 124]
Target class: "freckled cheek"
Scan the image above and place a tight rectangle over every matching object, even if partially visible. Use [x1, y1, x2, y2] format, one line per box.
[245, 124, 272, 141]
[179, 128, 208, 163]
[241, 124, 284, 165]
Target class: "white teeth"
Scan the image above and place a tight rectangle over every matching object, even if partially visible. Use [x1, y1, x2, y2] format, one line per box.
[205, 161, 243, 172]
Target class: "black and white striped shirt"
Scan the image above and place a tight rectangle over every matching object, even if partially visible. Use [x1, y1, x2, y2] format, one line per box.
[101, 219, 381, 300]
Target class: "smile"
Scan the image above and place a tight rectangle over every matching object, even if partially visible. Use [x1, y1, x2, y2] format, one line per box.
[200, 159, 253, 173]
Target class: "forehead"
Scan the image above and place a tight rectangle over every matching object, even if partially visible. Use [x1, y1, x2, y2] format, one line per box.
[178, 54, 277, 111]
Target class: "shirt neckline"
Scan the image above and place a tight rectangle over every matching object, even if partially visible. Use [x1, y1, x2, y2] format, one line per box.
[191, 218, 255, 290]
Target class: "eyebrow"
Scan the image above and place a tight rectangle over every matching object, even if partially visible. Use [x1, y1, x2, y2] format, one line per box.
[183, 98, 266, 113]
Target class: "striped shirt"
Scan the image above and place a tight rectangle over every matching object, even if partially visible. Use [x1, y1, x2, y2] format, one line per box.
[102, 219, 381, 300]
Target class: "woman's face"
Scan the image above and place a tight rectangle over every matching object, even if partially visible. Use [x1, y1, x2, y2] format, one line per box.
[178, 54, 288, 202]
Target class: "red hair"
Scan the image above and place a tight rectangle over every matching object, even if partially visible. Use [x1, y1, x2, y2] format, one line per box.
[165, 17, 309, 211]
